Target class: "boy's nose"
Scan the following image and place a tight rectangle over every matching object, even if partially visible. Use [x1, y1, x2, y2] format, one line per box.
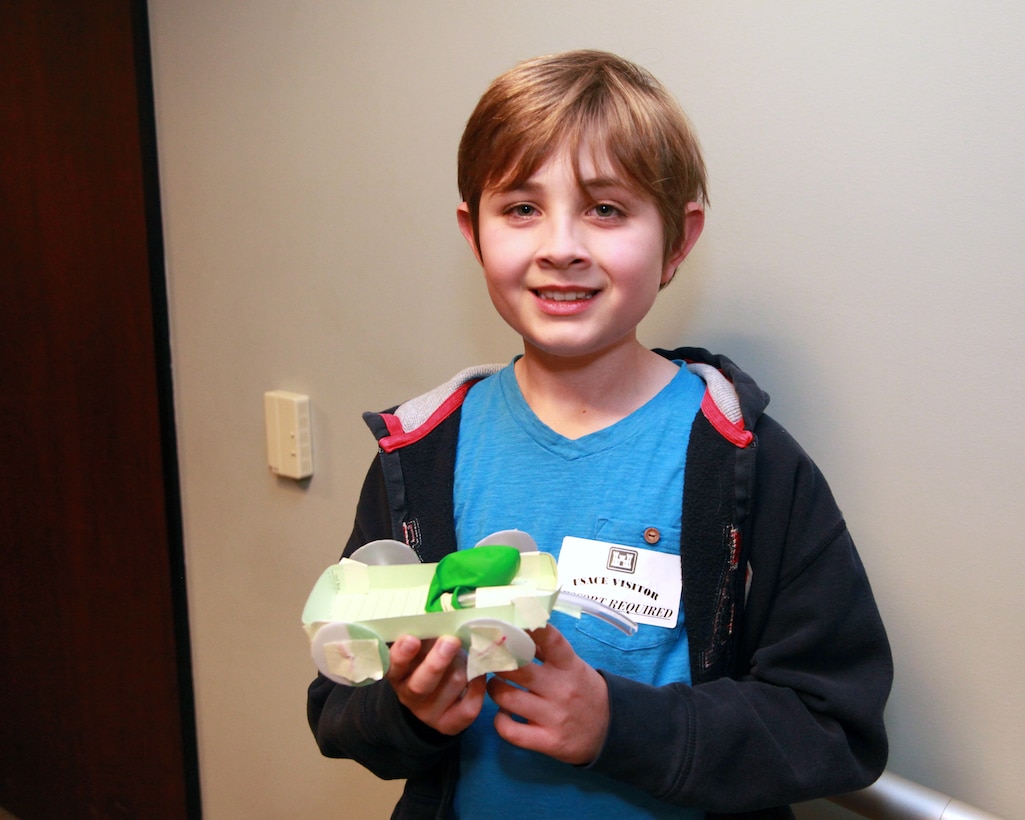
[536, 215, 589, 269]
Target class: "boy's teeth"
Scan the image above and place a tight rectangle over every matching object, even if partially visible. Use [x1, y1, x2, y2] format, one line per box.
[537, 289, 594, 301]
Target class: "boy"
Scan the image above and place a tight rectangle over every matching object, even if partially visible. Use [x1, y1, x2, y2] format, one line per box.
[308, 50, 891, 818]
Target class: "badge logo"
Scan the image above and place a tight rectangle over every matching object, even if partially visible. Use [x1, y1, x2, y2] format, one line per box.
[607, 547, 638, 574]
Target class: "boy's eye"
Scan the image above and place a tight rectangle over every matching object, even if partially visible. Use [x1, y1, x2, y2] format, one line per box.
[592, 203, 622, 218]
[512, 204, 536, 217]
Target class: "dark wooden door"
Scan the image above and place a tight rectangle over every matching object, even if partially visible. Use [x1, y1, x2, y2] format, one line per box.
[0, 1, 198, 817]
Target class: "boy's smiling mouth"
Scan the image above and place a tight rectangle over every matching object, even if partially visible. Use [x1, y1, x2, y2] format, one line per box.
[533, 288, 598, 302]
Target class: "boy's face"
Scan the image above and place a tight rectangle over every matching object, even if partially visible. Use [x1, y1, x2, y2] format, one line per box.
[458, 146, 702, 364]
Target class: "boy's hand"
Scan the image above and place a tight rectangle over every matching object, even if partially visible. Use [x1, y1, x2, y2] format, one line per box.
[386, 634, 485, 736]
[487, 625, 609, 765]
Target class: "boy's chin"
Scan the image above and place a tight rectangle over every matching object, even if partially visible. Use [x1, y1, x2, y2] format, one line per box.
[521, 335, 643, 364]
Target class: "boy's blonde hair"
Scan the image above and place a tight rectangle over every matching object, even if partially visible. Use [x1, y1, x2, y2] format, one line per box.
[457, 50, 708, 262]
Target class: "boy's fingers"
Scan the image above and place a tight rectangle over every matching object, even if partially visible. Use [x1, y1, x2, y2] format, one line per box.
[386, 635, 422, 679]
[458, 674, 487, 713]
[433, 673, 487, 736]
[499, 625, 572, 687]
[403, 635, 463, 697]
[529, 624, 569, 662]
[488, 674, 537, 715]
[385, 635, 485, 735]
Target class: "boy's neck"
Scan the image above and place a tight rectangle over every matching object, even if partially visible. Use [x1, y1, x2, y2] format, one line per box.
[513, 340, 679, 440]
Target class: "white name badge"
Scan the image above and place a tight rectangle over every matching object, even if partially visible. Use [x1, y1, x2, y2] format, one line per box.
[557, 536, 681, 629]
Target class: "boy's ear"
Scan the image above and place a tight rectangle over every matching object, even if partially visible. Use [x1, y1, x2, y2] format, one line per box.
[456, 203, 483, 265]
[661, 202, 705, 288]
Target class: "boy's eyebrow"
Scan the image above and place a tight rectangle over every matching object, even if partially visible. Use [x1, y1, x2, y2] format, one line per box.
[581, 176, 632, 192]
[499, 179, 542, 194]
[497, 175, 634, 195]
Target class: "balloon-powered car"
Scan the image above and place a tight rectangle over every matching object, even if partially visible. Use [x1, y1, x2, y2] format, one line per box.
[302, 530, 638, 687]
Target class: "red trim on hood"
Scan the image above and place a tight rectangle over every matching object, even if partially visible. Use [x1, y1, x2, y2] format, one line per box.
[377, 381, 479, 453]
[701, 391, 754, 448]
[382, 415, 405, 438]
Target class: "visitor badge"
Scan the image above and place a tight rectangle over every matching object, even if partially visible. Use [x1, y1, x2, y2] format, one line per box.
[557, 536, 681, 629]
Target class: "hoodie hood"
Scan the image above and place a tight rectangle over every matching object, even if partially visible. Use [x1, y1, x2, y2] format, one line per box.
[366, 348, 769, 453]
[657, 347, 770, 448]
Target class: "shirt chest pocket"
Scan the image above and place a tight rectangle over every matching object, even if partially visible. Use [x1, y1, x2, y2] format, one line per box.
[562, 519, 684, 652]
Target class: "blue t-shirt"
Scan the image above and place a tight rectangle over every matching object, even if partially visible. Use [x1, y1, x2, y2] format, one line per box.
[453, 360, 705, 818]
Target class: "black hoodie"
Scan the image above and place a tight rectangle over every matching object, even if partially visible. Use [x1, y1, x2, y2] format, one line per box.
[307, 347, 892, 818]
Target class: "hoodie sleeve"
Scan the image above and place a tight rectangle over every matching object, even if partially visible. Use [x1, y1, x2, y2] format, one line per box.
[307, 672, 457, 779]
[588, 416, 892, 814]
[305, 454, 460, 779]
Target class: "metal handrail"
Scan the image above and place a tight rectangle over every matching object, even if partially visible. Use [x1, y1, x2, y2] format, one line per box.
[829, 771, 1006, 820]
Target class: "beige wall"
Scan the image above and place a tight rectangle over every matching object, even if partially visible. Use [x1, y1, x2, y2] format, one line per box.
[148, 2, 1025, 817]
